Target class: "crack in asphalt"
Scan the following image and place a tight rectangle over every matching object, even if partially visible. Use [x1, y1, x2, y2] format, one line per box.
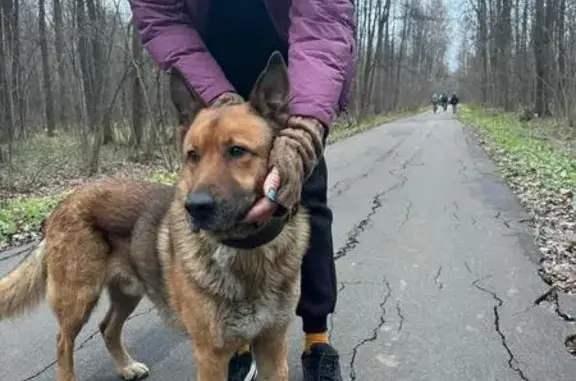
[334, 128, 435, 262]
[450, 201, 460, 222]
[493, 211, 512, 229]
[330, 279, 392, 348]
[334, 190, 384, 261]
[464, 261, 473, 274]
[0, 243, 36, 263]
[334, 169, 409, 261]
[398, 201, 413, 231]
[348, 278, 392, 381]
[534, 287, 576, 323]
[329, 138, 407, 200]
[18, 306, 156, 381]
[457, 158, 469, 179]
[472, 277, 530, 381]
[395, 301, 404, 334]
[452, 211, 459, 222]
[433, 265, 444, 290]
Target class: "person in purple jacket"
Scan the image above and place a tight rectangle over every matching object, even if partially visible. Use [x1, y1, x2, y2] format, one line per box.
[129, 0, 356, 380]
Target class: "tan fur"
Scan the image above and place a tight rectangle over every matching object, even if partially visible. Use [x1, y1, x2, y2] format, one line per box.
[0, 51, 309, 381]
[0, 240, 46, 318]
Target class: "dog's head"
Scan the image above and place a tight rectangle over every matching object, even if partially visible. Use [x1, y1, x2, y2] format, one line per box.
[170, 52, 289, 234]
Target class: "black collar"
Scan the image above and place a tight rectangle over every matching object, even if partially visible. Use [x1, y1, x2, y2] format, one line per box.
[220, 212, 288, 249]
[186, 209, 289, 250]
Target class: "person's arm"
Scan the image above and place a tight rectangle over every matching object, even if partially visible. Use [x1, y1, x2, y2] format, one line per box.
[129, 0, 235, 104]
[287, 0, 356, 137]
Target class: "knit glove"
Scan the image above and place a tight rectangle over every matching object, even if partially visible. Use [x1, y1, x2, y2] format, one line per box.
[267, 116, 326, 209]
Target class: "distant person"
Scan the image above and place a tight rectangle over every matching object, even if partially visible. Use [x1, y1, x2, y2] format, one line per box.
[440, 92, 448, 111]
[449, 93, 459, 114]
[431, 93, 438, 113]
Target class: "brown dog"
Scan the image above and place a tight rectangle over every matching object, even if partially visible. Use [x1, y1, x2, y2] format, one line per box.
[0, 52, 310, 381]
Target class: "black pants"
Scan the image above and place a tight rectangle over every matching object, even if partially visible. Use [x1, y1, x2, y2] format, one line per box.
[204, 0, 337, 333]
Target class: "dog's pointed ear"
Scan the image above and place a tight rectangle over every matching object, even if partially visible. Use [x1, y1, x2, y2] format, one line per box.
[249, 51, 290, 128]
[169, 67, 206, 143]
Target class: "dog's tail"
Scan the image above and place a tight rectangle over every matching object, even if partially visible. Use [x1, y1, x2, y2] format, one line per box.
[0, 240, 47, 319]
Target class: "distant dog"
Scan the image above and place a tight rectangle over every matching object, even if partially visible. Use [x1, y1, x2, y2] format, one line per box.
[0, 51, 310, 381]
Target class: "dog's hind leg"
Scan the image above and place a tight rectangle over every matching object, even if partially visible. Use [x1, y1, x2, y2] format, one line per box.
[252, 326, 290, 381]
[46, 230, 108, 381]
[99, 285, 149, 380]
[48, 272, 104, 381]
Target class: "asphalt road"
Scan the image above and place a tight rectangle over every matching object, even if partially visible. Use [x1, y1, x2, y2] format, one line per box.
[2, 110, 576, 381]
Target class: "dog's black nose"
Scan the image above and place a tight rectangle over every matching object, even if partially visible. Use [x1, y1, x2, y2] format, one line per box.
[185, 192, 216, 220]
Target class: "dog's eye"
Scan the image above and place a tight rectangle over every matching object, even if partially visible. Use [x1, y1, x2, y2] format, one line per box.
[227, 146, 247, 160]
[187, 150, 200, 163]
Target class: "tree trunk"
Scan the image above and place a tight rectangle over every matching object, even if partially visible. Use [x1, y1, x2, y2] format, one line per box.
[533, 0, 547, 116]
[556, 0, 566, 114]
[477, 0, 488, 104]
[497, 0, 512, 110]
[53, 0, 67, 126]
[39, 0, 56, 137]
[131, 19, 144, 147]
[0, 0, 14, 162]
[393, 1, 410, 109]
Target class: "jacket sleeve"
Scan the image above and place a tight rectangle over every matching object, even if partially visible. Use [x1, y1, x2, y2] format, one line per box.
[287, 0, 356, 133]
[129, 0, 235, 104]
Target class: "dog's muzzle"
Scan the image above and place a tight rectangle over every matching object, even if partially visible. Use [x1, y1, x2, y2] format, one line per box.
[184, 191, 218, 231]
[184, 190, 256, 232]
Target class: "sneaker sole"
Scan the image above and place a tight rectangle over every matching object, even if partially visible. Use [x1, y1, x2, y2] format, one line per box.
[244, 361, 257, 381]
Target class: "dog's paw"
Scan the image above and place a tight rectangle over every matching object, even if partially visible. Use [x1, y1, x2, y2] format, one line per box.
[118, 361, 150, 380]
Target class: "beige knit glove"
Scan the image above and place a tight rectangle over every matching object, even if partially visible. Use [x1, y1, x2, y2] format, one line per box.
[267, 116, 326, 209]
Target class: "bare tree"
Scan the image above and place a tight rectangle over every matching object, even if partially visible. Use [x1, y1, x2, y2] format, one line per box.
[53, 0, 66, 126]
[1, 0, 452, 193]
[458, 0, 576, 122]
[39, 0, 56, 136]
[131, 19, 144, 147]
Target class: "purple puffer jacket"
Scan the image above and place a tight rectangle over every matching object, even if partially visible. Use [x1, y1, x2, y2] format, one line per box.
[129, 0, 356, 132]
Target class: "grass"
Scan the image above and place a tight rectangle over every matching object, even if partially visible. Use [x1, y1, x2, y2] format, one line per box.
[0, 107, 423, 248]
[459, 105, 576, 191]
[0, 194, 66, 243]
[0, 172, 178, 248]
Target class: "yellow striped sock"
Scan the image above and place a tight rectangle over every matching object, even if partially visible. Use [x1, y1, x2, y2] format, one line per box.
[304, 332, 329, 353]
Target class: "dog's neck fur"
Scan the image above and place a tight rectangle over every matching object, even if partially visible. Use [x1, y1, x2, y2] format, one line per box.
[167, 201, 309, 301]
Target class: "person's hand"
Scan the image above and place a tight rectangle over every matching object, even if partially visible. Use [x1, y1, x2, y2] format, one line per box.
[242, 167, 281, 222]
[243, 116, 326, 222]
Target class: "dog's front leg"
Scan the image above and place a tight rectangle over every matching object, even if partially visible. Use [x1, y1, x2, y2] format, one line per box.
[194, 342, 236, 381]
[252, 326, 290, 381]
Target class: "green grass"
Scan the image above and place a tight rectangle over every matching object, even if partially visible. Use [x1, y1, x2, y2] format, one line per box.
[0, 108, 423, 248]
[459, 105, 576, 190]
[0, 193, 68, 244]
[0, 171, 179, 247]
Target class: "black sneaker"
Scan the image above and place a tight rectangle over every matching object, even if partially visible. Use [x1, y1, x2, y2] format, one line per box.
[301, 343, 343, 381]
[228, 352, 258, 381]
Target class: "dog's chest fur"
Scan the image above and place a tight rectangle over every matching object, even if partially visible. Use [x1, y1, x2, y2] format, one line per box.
[151, 205, 309, 346]
[207, 245, 299, 343]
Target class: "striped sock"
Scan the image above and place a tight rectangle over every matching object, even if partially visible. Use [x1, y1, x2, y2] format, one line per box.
[304, 332, 329, 353]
